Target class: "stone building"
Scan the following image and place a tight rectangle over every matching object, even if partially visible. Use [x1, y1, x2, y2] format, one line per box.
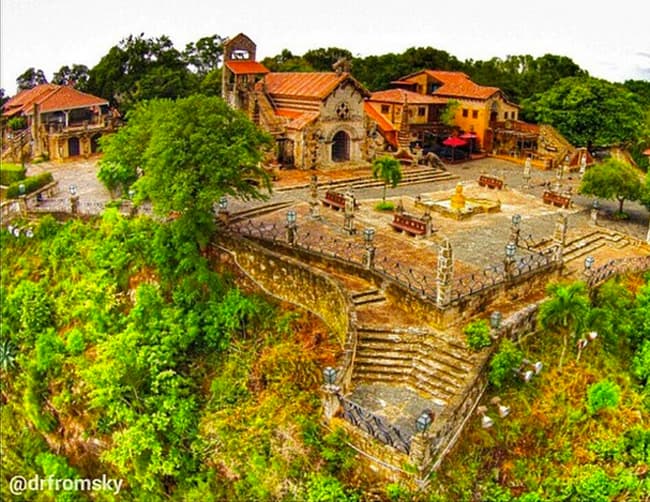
[222, 33, 371, 169]
[2, 84, 118, 162]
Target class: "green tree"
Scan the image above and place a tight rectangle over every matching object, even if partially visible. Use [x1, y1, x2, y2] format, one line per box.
[440, 99, 460, 127]
[303, 47, 353, 72]
[372, 155, 402, 203]
[464, 319, 492, 351]
[262, 49, 313, 72]
[51, 64, 90, 89]
[538, 282, 591, 368]
[579, 158, 643, 215]
[16, 67, 48, 90]
[101, 95, 271, 243]
[522, 76, 645, 147]
[183, 34, 224, 76]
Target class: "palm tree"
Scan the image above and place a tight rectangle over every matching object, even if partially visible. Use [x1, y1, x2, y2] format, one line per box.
[538, 281, 591, 369]
[372, 155, 402, 203]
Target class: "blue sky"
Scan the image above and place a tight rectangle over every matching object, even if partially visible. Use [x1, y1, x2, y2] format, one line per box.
[1, 0, 648, 94]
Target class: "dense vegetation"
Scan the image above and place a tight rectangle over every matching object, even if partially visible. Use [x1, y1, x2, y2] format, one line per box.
[0, 213, 360, 501]
[2, 215, 649, 500]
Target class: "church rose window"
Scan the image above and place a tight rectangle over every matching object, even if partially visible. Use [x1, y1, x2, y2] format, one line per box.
[336, 102, 350, 120]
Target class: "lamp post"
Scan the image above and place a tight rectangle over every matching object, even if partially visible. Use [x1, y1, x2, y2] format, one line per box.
[476, 405, 494, 429]
[583, 255, 595, 279]
[363, 227, 376, 269]
[523, 156, 532, 189]
[286, 210, 297, 245]
[415, 410, 433, 433]
[217, 196, 229, 225]
[323, 366, 337, 386]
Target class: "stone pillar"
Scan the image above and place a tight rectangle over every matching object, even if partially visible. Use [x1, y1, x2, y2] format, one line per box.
[590, 205, 599, 226]
[423, 209, 433, 238]
[523, 157, 531, 189]
[409, 432, 432, 486]
[70, 195, 79, 215]
[321, 385, 341, 421]
[343, 188, 356, 235]
[436, 238, 454, 307]
[309, 174, 320, 220]
[510, 220, 521, 246]
[553, 213, 568, 263]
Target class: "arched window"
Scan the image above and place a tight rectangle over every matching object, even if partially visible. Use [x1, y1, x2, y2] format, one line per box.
[331, 131, 350, 162]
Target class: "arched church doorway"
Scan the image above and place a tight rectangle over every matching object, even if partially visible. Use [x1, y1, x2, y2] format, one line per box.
[331, 131, 350, 162]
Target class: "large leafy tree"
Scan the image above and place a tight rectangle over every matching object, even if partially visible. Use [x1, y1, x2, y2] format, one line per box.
[182, 34, 224, 76]
[100, 95, 271, 243]
[51, 64, 90, 89]
[372, 155, 402, 202]
[538, 281, 591, 368]
[303, 47, 354, 71]
[16, 67, 48, 91]
[86, 34, 198, 112]
[579, 158, 644, 215]
[522, 76, 645, 147]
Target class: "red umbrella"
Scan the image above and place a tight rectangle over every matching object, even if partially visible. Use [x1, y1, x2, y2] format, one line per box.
[443, 136, 467, 147]
[459, 132, 476, 140]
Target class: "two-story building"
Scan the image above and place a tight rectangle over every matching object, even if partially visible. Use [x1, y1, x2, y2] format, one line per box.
[397, 70, 520, 151]
[2, 84, 118, 161]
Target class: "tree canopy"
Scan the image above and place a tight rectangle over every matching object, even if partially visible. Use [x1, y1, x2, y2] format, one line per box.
[522, 76, 646, 147]
[579, 158, 644, 214]
[99, 95, 272, 241]
[16, 67, 48, 90]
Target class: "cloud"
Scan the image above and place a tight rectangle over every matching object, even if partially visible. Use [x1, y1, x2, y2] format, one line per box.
[635, 52, 650, 59]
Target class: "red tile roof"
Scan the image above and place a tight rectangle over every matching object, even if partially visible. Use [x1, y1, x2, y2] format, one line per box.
[225, 60, 270, 75]
[264, 72, 368, 100]
[403, 70, 501, 101]
[364, 102, 395, 132]
[2, 84, 108, 116]
[369, 88, 446, 105]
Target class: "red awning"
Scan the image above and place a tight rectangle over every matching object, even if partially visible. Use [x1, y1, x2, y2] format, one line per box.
[443, 137, 467, 147]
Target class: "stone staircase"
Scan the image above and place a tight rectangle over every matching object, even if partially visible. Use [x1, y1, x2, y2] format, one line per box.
[352, 327, 476, 407]
[276, 166, 458, 193]
[254, 89, 286, 136]
[562, 230, 632, 264]
[227, 200, 296, 223]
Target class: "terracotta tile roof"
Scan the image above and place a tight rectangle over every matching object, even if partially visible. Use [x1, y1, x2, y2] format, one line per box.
[364, 102, 395, 132]
[274, 107, 304, 119]
[286, 111, 319, 130]
[225, 60, 270, 74]
[2, 84, 107, 116]
[369, 88, 446, 105]
[264, 72, 368, 100]
[403, 70, 501, 101]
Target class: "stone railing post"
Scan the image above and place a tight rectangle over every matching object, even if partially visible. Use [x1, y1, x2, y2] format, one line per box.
[553, 213, 568, 264]
[309, 174, 321, 220]
[436, 238, 454, 307]
[343, 188, 356, 235]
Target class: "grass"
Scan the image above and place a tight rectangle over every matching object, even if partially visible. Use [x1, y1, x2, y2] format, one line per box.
[374, 201, 395, 212]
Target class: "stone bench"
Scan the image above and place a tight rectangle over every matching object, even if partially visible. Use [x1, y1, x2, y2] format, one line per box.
[542, 190, 571, 209]
[390, 213, 429, 236]
[478, 175, 504, 190]
[322, 190, 359, 210]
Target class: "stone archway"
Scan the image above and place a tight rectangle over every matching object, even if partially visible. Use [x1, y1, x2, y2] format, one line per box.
[331, 130, 350, 162]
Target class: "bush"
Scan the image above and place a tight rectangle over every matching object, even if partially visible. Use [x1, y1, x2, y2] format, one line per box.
[0, 163, 26, 186]
[586, 380, 621, 415]
[632, 340, 650, 385]
[374, 201, 395, 211]
[6, 172, 54, 198]
[488, 339, 523, 389]
[7, 117, 27, 131]
[464, 319, 492, 350]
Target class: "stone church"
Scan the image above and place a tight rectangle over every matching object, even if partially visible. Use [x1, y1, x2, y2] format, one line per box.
[222, 33, 374, 169]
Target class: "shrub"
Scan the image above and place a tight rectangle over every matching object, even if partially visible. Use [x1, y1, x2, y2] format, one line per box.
[464, 319, 492, 350]
[586, 380, 621, 415]
[6, 172, 54, 198]
[632, 340, 650, 385]
[305, 473, 357, 502]
[0, 163, 26, 186]
[374, 201, 395, 211]
[7, 117, 27, 131]
[488, 339, 523, 389]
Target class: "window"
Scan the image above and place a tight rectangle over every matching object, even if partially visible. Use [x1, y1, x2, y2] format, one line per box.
[381, 104, 390, 114]
[418, 107, 426, 117]
[472, 110, 478, 119]
[462, 109, 468, 118]
[504, 112, 509, 119]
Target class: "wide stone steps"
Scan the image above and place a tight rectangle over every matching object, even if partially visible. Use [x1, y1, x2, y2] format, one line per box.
[563, 231, 629, 263]
[276, 167, 457, 193]
[352, 327, 474, 404]
[228, 200, 296, 223]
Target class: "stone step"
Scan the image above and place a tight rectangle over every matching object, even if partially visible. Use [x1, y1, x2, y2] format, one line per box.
[358, 326, 470, 353]
[228, 200, 295, 223]
[350, 289, 386, 306]
[416, 338, 476, 370]
[352, 368, 452, 405]
[352, 368, 409, 385]
[411, 359, 466, 391]
[411, 375, 456, 403]
[354, 354, 413, 368]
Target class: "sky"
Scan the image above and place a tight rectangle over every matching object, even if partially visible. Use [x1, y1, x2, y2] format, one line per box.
[1, 0, 649, 95]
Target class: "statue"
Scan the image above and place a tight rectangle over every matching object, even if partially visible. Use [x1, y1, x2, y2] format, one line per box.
[450, 183, 466, 210]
